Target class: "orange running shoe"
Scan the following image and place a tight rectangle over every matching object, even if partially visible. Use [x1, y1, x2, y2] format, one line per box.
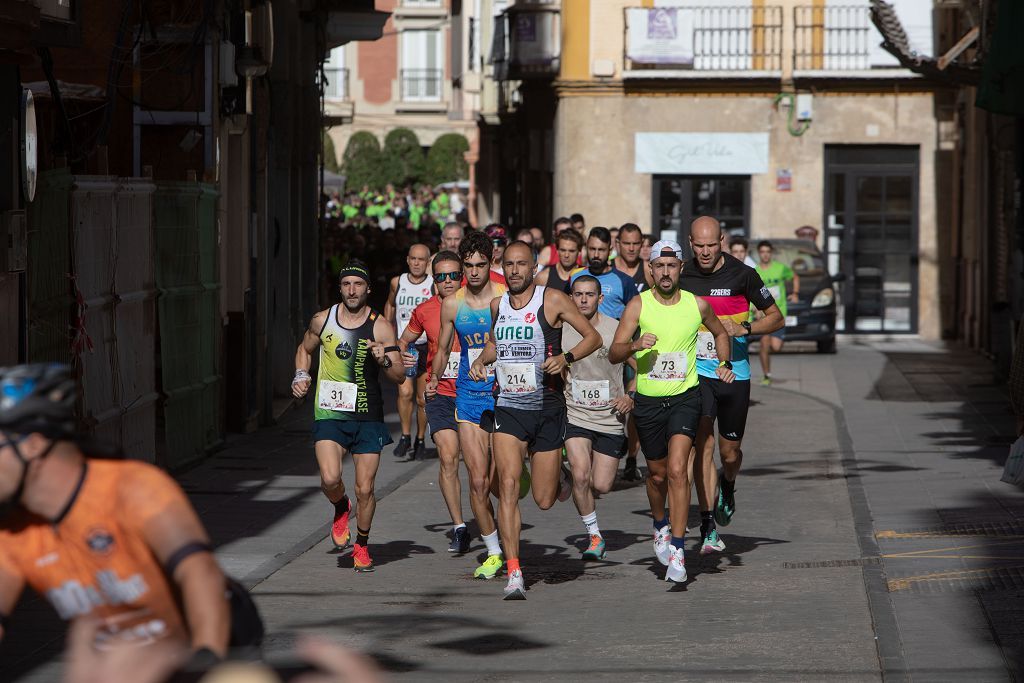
[331, 504, 351, 550]
[352, 543, 375, 572]
[581, 534, 607, 560]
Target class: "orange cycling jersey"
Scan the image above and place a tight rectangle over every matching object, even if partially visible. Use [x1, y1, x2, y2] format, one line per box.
[0, 459, 199, 649]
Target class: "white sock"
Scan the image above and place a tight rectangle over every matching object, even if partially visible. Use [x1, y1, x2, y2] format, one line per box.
[453, 523, 466, 534]
[581, 511, 601, 537]
[482, 530, 501, 556]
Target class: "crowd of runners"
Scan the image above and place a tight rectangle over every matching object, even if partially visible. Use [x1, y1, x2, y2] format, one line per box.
[0, 212, 793, 678]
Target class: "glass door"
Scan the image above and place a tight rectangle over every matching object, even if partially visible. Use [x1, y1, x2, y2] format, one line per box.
[652, 175, 750, 258]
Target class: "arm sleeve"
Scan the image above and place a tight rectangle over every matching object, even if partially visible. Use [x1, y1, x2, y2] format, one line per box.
[746, 268, 775, 311]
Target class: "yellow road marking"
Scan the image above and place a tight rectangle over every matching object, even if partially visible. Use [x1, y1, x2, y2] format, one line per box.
[876, 530, 1024, 540]
[887, 565, 1024, 592]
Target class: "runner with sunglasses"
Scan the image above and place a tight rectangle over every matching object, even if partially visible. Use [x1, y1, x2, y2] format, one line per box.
[399, 251, 471, 554]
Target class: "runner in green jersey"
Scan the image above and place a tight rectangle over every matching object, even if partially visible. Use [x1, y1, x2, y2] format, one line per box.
[755, 240, 800, 385]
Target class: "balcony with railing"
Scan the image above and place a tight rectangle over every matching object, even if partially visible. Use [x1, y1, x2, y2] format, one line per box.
[623, 5, 783, 79]
[400, 68, 444, 102]
[792, 5, 928, 78]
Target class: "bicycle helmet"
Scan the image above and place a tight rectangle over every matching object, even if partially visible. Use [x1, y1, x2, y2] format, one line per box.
[0, 364, 76, 438]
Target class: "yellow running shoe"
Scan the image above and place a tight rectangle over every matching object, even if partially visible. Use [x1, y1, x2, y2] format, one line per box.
[473, 554, 504, 579]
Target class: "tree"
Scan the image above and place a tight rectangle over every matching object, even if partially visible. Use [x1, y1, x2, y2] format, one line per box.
[380, 128, 426, 187]
[341, 131, 382, 189]
[426, 133, 469, 186]
[321, 129, 340, 174]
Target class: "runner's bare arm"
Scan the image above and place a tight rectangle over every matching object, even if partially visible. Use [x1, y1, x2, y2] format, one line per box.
[789, 272, 801, 301]
[383, 276, 399, 324]
[534, 267, 550, 286]
[699, 299, 736, 383]
[293, 310, 328, 398]
[0, 549, 24, 643]
[429, 298, 457, 396]
[372, 316, 408, 385]
[124, 467, 230, 656]
[752, 303, 784, 335]
[542, 289, 602, 374]
[609, 297, 644, 364]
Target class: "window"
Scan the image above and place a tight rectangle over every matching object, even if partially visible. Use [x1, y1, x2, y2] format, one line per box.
[323, 47, 348, 100]
[401, 30, 444, 101]
[652, 175, 750, 253]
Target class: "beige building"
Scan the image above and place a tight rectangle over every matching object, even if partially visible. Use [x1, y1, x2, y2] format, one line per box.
[494, 0, 945, 338]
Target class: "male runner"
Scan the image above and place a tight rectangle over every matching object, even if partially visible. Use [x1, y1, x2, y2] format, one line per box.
[569, 227, 638, 320]
[563, 276, 636, 560]
[485, 224, 509, 284]
[470, 240, 602, 599]
[755, 239, 799, 386]
[609, 240, 734, 583]
[385, 244, 432, 460]
[293, 261, 406, 572]
[441, 222, 464, 252]
[613, 223, 651, 292]
[682, 218, 783, 556]
[0, 364, 244, 657]
[729, 236, 758, 268]
[430, 231, 507, 579]
[535, 228, 582, 294]
[400, 251, 470, 553]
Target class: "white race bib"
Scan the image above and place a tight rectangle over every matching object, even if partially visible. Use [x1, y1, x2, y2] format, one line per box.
[785, 315, 797, 327]
[497, 362, 537, 394]
[572, 379, 610, 407]
[768, 285, 782, 301]
[467, 348, 495, 378]
[318, 380, 358, 412]
[647, 352, 687, 381]
[441, 355, 460, 379]
[696, 331, 717, 361]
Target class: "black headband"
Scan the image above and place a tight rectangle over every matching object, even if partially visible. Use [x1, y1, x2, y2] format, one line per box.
[339, 265, 370, 284]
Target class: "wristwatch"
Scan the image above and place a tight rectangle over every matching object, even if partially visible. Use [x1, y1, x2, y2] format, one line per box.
[741, 321, 752, 335]
[718, 360, 733, 370]
[563, 351, 575, 366]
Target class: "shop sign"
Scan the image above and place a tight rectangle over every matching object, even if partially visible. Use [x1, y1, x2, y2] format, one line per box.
[634, 132, 769, 175]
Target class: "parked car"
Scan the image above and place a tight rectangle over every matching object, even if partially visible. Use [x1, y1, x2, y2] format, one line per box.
[750, 238, 843, 353]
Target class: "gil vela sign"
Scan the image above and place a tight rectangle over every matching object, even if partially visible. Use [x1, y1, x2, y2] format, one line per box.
[634, 132, 770, 175]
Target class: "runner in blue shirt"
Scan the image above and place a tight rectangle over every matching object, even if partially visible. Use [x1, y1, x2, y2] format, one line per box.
[569, 226, 638, 320]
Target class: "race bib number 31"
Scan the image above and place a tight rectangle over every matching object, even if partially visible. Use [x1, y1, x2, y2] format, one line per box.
[497, 362, 537, 394]
[572, 379, 610, 407]
[318, 380, 357, 412]
[647, 352, 687, 381]
[696, 331, 717, 361]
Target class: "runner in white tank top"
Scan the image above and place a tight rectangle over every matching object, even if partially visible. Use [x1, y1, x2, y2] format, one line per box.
[385, 244, 432, 460]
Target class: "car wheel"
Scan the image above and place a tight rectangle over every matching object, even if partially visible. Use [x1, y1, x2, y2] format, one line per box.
[816, 338, 836, 354]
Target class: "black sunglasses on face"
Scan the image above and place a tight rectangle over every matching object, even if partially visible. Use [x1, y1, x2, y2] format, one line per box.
[433, 271, 463, 283]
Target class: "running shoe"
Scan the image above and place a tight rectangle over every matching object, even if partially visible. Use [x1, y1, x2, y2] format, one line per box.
[330, 504, 351, 550]
[413, 439, 427, 461]
[700, 529, 726, 555]
[352, 543, 374, 572]
[581, 534, 607, 560]
[519, 466, 532, 500]
[393, 434, 411, 459]
[448, 526, 470, 554]
[621, 458, 642, 482]
[503, 569, 526, 600]
[715, 472, 736, 527]
[474, 554, 504, 579]
[556, 463, 572, 503]
[665, 546, 687, 583]
[653, 525, 671, 566]
[760, 376, 772, 386]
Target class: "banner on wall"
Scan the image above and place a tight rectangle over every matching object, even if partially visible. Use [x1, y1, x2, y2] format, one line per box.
[626, 8, 694, 65]
[634, 132, 770, 174]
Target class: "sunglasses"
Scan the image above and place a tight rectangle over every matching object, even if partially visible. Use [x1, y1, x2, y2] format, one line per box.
[492, 239, 507, 246]
[433, 271, 463, 283]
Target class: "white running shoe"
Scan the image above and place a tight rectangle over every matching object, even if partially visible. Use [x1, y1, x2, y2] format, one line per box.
[503, 569, 526, 600]
[665, 546, 687, 583]
[654, 525, 672, 566]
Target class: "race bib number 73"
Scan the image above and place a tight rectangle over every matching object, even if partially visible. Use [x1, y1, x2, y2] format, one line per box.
[647, 352, 687, 381]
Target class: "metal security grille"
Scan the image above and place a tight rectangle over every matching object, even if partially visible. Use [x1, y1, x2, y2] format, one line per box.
[153, 182, 222, 469]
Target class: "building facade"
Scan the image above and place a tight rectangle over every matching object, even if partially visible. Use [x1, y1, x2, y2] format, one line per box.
[497, 0, 946, 338]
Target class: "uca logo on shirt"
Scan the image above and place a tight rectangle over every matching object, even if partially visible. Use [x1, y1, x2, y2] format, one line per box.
[86, 528, 115, 555]
[336, 341, 353, 360]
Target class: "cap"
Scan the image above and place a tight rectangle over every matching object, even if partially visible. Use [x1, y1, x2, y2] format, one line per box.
[649, 239, 683, 262]
[485, 224, 507, 241]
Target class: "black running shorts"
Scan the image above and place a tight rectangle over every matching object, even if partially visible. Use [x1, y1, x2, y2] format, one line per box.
[632, 387, 701, 461]
[565, 422, 627, 459]
[698, 376, 751, 441]
[494, 404, 567, 453]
